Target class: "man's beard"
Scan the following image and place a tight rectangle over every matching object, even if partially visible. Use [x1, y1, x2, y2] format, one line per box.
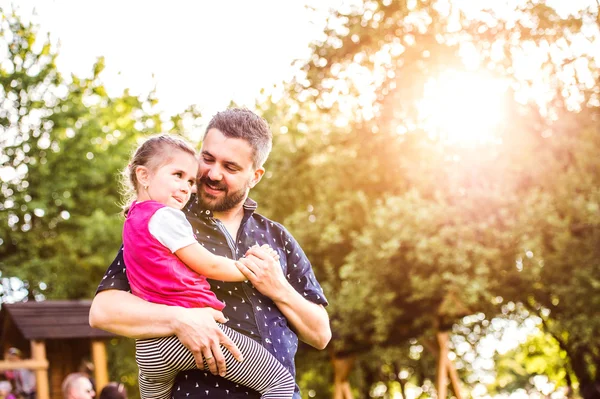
[198, 175, 249, 212]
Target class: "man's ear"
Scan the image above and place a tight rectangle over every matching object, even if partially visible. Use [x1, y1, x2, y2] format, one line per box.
[248, 167, 265, 189]
[135, 166, 151, 187]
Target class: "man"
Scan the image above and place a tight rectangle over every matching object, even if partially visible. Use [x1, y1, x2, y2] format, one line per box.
[77, 360, 96, 394]
[62, 373, 95, 399]
[90, 108, 331, 398]
[4, 348, 36, 399]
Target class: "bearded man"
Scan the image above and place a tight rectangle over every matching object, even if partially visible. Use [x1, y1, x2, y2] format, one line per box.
[90, 108, 331, 399]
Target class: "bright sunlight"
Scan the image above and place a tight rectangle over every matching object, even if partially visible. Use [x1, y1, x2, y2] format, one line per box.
[417, 70, 509, 146]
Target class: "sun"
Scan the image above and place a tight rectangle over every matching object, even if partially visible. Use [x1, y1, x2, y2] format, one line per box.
[417, 70, 508, 146]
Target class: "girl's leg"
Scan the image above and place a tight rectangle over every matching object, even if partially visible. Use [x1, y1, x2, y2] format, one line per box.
[135, 323, 295, 399]
[217, 323, 295, 398]
[136, 336, 196, 399]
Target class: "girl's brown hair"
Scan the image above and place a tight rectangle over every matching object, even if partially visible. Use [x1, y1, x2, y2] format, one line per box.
[120, 134, 197, 214]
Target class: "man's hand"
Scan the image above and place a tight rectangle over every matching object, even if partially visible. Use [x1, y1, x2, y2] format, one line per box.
[237, 245, 289, 300]
[171, 307, 244, 376]
[235, 245, 332, 350]
[90, 290, 244, 376]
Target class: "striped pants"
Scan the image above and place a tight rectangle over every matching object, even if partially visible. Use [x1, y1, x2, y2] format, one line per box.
[136, 323, 295, 399]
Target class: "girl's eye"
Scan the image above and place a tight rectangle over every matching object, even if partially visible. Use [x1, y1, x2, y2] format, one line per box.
[175, 172, 182, 178]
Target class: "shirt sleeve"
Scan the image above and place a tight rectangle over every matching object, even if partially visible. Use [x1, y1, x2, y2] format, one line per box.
[96, 246, 131, 294]
[148, 207, 197, 253]
[279, 225, 329, 307]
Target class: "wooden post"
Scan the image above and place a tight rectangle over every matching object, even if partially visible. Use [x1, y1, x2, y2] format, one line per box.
[447, 356, 464, 399]
[0, 359, 48, 371]
[331, 352, 356, 399]
[91, 340, 109, 393]
[436, 331, 449, 399]
[31, 340, 50, 399]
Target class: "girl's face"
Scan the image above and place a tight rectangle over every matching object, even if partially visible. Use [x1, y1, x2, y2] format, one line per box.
[137, 149, 198, 210]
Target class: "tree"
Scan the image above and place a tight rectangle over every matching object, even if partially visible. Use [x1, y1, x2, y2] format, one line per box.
[494, 107, 600, 397]
[251, 1, 600, 397]
[0, 9, 171, 397]
[491, 329, 573, 397]
[0, 7, 164, 300]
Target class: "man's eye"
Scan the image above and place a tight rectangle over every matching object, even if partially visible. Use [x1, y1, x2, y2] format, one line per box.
[203, 157, 214, 163]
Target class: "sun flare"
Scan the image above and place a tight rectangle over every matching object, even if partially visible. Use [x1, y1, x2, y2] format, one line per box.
[417, 70, 508, 146]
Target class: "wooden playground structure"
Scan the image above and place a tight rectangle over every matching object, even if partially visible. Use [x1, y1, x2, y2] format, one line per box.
[0, 300, 116, 399]
[332, 292, 470, 399]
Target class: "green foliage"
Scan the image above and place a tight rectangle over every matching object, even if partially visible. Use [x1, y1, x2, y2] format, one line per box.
[491, 329, 572, 396]
[0, 10, 164, 397]
[252, 0, 600, 396]
[106, 338, 139, 397]
[0, 9, 163, 300]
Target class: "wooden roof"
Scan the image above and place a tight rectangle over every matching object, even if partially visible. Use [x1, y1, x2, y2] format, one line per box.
[0, 300, 116, 340]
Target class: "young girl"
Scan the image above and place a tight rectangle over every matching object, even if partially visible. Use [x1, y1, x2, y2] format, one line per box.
[121, 134, 294, 399]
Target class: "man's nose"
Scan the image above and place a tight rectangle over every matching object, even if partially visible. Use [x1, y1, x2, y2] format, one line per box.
[207, 166, 223, 181]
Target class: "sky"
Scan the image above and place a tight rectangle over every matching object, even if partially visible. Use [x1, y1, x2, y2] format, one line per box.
[4, 0, 597, 128]
[4, 0, 335, 121]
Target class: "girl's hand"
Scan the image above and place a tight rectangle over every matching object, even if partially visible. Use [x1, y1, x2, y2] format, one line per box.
[246, 243, 279, 262]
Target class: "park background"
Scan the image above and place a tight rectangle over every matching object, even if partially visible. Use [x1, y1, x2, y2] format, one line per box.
[1, 0, 599, 398]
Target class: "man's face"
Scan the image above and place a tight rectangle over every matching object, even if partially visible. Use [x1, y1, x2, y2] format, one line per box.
[197, 128, 264, 212]
[71, 377, 95, 399]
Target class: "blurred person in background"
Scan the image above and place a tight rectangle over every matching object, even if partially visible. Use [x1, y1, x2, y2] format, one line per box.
[78, 360, 96, 393]
[62, 373, 95, 399]
[3, 348, 35, 399]
[0, 381, 17, 399]
[98, 382, 126, 399]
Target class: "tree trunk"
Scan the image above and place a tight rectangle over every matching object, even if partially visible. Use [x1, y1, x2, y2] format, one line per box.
[362, 365, 376, 399]
[399, 378, 407, 399]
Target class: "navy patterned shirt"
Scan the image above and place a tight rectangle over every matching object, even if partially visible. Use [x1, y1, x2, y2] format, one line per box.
[97, 196, 328, 399]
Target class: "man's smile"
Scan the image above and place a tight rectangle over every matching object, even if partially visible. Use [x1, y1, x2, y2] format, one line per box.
[201, 179, 227, 195]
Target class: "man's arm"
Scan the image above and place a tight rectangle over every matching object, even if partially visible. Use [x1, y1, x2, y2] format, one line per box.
[265, 280, 331, 350]
[91, 290, 244, 375]
[237, 247, 332, 350]
[90, 290, 243, 376]
[90, 290, 190, 338]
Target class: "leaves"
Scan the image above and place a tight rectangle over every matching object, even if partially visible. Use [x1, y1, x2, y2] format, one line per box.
[0, 10, 163, 301]
[252, 0, 600, 396]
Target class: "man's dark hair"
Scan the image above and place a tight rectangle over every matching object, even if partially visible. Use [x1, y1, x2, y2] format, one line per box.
[205, 108, 272, 168]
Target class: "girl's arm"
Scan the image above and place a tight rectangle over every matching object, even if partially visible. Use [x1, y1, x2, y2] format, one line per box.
[175, 243, 246, 282]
